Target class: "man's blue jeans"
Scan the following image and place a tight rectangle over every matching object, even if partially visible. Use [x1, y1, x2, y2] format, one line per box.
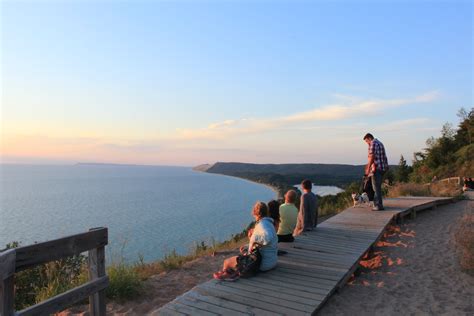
[371, 170, 384, 209]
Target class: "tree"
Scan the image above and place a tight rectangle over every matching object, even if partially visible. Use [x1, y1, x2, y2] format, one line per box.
[455, 107, 473, 146]
[395, 155, 411, 183]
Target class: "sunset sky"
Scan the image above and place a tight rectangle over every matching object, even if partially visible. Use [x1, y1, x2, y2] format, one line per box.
[1, 0, 472, 166]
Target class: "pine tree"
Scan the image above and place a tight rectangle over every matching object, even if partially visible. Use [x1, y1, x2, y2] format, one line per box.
[396, 155, 411, 183]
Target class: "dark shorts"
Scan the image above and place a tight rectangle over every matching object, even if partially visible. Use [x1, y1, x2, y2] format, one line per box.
[278, 234, 294, 243]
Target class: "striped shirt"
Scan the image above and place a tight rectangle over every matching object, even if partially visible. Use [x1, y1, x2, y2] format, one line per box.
[369, 139, 388, 171]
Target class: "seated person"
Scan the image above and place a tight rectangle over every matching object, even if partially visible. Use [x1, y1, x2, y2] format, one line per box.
[277, 190, 298, 242]
[267, 200, 281, 232]
[294, 179, 318, 236]
[213, 201, 278, 281]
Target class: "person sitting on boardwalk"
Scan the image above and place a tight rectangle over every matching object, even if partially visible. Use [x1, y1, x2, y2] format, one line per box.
[277, 190, 298, 242]
[213, 201, 278, 281]
[363, 133, 389, 211]
[294, 179, 318, 236]
[267, 200, 281, 232]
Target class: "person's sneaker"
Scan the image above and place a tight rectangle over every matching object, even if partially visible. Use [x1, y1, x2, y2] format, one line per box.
[214, 269, 239, 281]
[372, 206, 385, 211]
[213, 270, 225, 279]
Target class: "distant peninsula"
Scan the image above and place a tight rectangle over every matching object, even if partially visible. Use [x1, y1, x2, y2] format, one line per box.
[193, 162, 371, 197]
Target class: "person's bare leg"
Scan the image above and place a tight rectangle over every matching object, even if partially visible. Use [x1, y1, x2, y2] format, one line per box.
[222, 256, 238, 271]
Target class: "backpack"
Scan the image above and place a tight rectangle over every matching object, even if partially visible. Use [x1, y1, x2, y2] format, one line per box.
[236, 245, 262, 278]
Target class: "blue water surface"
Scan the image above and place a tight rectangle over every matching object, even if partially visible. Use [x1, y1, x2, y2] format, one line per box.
[0, 164, 276, 262]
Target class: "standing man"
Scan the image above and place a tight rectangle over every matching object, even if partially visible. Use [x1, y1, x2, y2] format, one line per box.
[293, 179, 318, 236]
[363, 133, 388, 211]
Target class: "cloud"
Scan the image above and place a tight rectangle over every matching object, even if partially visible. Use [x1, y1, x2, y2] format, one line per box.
[376, 118, 435, 132]
[175, 91, 440, 140]
[2, 91, 441, 165]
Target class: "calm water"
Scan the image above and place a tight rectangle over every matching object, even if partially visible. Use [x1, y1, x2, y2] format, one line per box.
[294, 184, 344, 196]
[0, 164, 276, 262]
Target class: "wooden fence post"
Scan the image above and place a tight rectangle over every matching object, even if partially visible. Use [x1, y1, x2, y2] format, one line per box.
[0, 249, 16, 316]
[88, 228, 107, 316]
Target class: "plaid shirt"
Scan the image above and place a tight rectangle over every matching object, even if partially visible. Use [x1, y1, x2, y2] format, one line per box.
[369, 139, 388, 171]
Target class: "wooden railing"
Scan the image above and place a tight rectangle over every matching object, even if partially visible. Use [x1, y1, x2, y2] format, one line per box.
[0, 227, 109, 316]
[437, 176, 461, 185]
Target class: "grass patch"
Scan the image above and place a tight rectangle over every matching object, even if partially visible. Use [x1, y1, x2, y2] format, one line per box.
[106, 263, 143, 301]
[387, 182, 463, 198]
[134, 229, 249, 279]
[387, 183, 431, 197]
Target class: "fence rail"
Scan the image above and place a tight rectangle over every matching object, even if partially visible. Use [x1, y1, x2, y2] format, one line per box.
[437, 176, 461, 185]
[0, 227, 109, 316]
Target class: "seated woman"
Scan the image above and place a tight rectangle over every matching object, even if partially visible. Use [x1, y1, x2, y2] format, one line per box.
[213, 201, 278, 281]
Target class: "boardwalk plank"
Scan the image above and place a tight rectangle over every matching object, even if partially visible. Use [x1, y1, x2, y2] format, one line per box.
[165, 301, 218, 316]
[176, 295, 249, 316]
[155, 197, 449, 316]
[219, 280, 319, 311]
[196, 283, 303, 315]
[237, 277, 328, 300]
[185, 291, 274, 316]
[241, 274, 330, 296]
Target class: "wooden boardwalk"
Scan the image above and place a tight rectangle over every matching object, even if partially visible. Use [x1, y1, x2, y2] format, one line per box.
[154, 197, 453, 316]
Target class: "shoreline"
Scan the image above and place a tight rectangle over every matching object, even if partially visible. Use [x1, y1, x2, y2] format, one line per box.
[192, 168, 281, 198]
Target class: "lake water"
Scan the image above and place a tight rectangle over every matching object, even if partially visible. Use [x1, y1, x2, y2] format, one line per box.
[294, 184, 344, 196]
[0, 164, 343, 263]
[0, 164, 277, 262]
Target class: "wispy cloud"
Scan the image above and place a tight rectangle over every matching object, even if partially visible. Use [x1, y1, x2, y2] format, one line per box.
[1, 91, 441, 165]
[175, 91, 439, 140]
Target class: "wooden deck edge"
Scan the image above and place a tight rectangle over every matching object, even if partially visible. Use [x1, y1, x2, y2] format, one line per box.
[156, 197, 454, 316]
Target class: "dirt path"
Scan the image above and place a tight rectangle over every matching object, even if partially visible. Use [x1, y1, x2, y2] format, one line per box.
[318, 200, 474, 315]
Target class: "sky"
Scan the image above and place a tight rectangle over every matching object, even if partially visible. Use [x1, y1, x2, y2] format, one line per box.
[1, 0, 472, 166]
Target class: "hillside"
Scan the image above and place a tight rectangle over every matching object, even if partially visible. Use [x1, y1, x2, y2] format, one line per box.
[206, 162, 366, 176]
[195, 162, 376, 191]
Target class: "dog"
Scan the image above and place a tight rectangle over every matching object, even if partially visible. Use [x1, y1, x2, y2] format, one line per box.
[351, 192, 373, 207]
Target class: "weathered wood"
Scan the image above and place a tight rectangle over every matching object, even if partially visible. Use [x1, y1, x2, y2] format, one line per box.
[0, 250, 16, 316]
[237, 277, 328, 300]
[15, 227, 108, 272]
[176, 294, 249, 316]
[156, 197, 453, 315]
[152, 306, 186, 315]
[186, 290, 276, 316]
[0, 250, 16, 281]
[1, 276, 14, 316]
[89, 243, 106, 316]
[196, 284, 297, 315]
[16, 276, 109, 316]
[166, 301, 218, 316]
[219, 281, 317, 312]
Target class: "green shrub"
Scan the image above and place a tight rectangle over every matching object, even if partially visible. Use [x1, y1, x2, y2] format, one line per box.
[4, 242, 86, 310]
[106, 263, 143, 301]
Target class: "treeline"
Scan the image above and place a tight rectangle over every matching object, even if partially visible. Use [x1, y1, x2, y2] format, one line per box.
[392, 108, 473, 183]
[226, 171, 362, 197]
